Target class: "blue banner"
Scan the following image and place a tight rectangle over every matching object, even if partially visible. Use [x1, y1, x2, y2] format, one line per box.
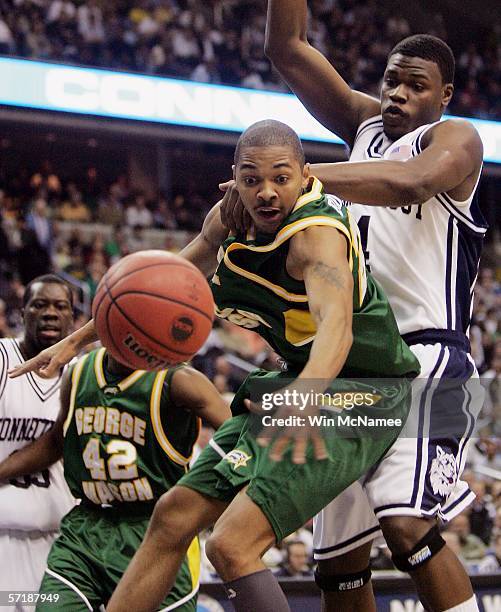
[1, 57, 500, 164]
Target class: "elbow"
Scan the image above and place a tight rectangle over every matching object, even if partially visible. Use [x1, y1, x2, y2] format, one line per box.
[264, 39, 286, 65]
[265, 37, 304, 67]
[401, 184, 431, 205]
[397, 168, 434, 205]
[263, 37, 276, 61]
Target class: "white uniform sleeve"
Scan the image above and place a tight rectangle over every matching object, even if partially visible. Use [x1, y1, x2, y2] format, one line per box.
[0, 342, 8, 403]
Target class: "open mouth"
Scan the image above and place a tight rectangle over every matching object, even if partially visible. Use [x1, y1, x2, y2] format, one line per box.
[255, 207, 282, 223]
[39, 327, 61, 339]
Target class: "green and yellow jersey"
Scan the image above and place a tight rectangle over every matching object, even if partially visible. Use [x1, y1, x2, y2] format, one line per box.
[63, 348, 200, 509]
[211, 177, 419, 378]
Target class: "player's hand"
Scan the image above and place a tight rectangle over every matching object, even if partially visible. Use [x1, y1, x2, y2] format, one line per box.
[219, 179, 252, 233]
[245, 396, 328, 465]
[8, 336, 78, 379]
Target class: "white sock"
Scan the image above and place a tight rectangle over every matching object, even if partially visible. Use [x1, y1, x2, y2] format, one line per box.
[444, 595, 479, 612]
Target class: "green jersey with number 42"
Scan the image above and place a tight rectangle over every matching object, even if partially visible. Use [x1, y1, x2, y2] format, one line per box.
[63, 348, 200, 508]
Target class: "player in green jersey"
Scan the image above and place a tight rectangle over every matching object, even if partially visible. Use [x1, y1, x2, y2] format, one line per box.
[10, 120, 419, 612]
[108, 120, 418, 612]
[0, 347, 230, 611]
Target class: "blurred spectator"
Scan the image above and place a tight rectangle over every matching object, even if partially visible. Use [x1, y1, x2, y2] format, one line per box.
[153, 196, 178, 230]
[446, 514, 487, 562]
[442, 531, 464, 562]
[370, 544, 395, 570]
[468, 439, 501, 473]
[477, 533, 501, 573]
[212, 373, 235, 405]
[84, 252, 106, 300]
[97, 188, 124, 226]
[125, 193, 153, 229]
[0, 298, 12, 338]
[275, 541, 313, 578]
[57, 185, 92, 222]
[26, 197, 52, 252]
[18, 198, 53, 283]
[468, 480, 495, 545]
[214, 355, 241, 393]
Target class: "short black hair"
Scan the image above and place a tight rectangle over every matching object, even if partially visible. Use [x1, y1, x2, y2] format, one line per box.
[389, 34, 455, 84]
[23, 274, 74, 307]
[234, 120, 305, 167]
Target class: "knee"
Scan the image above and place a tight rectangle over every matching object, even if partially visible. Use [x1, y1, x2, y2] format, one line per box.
[380, 516, 435, 555]
[206, 529, 243, 576]
[315, 543, 373, 594]
[317, 543, 372, 576]
[149, 488, 197, 548]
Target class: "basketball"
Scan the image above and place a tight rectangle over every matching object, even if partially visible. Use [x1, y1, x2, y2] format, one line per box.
[92, 250, 214, 370]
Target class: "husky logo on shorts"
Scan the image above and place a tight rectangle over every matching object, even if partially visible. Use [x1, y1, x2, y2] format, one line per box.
[429, 446, 457, 496]
[224, 449, 252, 469]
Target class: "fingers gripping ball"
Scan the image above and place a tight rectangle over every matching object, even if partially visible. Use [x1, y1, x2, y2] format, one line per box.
[92, 250, 214, 370]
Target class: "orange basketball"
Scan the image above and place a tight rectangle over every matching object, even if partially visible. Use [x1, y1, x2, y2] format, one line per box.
[92, 250, 214, 370]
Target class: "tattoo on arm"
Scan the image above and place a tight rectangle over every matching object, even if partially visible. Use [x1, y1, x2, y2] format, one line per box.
[310, 263, 345, 289]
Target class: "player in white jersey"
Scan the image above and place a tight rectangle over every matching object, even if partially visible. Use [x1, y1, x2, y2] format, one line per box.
[0, 275, 75, 610]
[257, 3, 486, 611]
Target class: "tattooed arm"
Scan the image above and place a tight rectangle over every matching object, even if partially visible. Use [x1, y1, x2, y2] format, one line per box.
[288, 225, 354, 382]
[254, 226, 354, 463]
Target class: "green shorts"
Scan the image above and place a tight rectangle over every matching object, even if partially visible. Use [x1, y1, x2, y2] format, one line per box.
[36, 504, 199, 611]
[180, 369, 411, 542]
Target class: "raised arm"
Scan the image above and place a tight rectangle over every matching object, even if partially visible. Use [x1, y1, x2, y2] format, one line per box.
[0, 368, 71, 481]
[170, 366, 231, 430]
[179, 202, 228, 276]
[310, 119, 483, 205]
[265, 0, 379, 146]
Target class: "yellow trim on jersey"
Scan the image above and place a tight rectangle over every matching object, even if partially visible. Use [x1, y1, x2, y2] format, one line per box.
[94, 347, 107, 387]
[94, 347, 146, 391]
[118, 370, 147, 391]
[150, 370, 192, 467]
[186, 537, 201, 590]
[224, 216, 354, 302]
[346, 209, 368, 307]
[63, 354, 89, 436]
[292, 176, 323, 211]
[283, 308, 317, 346]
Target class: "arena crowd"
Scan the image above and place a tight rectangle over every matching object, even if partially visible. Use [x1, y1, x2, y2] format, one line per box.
[0, 0, 499, 119]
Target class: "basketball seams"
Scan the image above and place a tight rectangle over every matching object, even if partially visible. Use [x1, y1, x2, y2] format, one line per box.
[93, 252, 214, 368]
[96, 271, 194, 363]
[105, 261, 199, 292]
[109, 295, 196, 357]
[93, 260, 201, 316]
[104, 296, 135, 366]
[113, 291, 214, 323]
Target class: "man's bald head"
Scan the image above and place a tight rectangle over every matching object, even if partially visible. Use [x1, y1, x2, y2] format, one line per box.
[234, 120, 305, 167]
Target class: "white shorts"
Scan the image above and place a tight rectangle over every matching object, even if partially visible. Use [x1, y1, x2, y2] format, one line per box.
[314, 340, 481, 560]
[0, 529, 57, 611]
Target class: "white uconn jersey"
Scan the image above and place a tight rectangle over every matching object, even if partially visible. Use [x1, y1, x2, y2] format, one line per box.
[0, 339, 74, 531]
[349, 116, 486, 337]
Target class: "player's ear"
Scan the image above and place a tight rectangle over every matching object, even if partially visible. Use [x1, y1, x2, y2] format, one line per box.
[232, 164, 236, 180]
[441, 83, 454, 109]
[302, 163, 310, 188]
